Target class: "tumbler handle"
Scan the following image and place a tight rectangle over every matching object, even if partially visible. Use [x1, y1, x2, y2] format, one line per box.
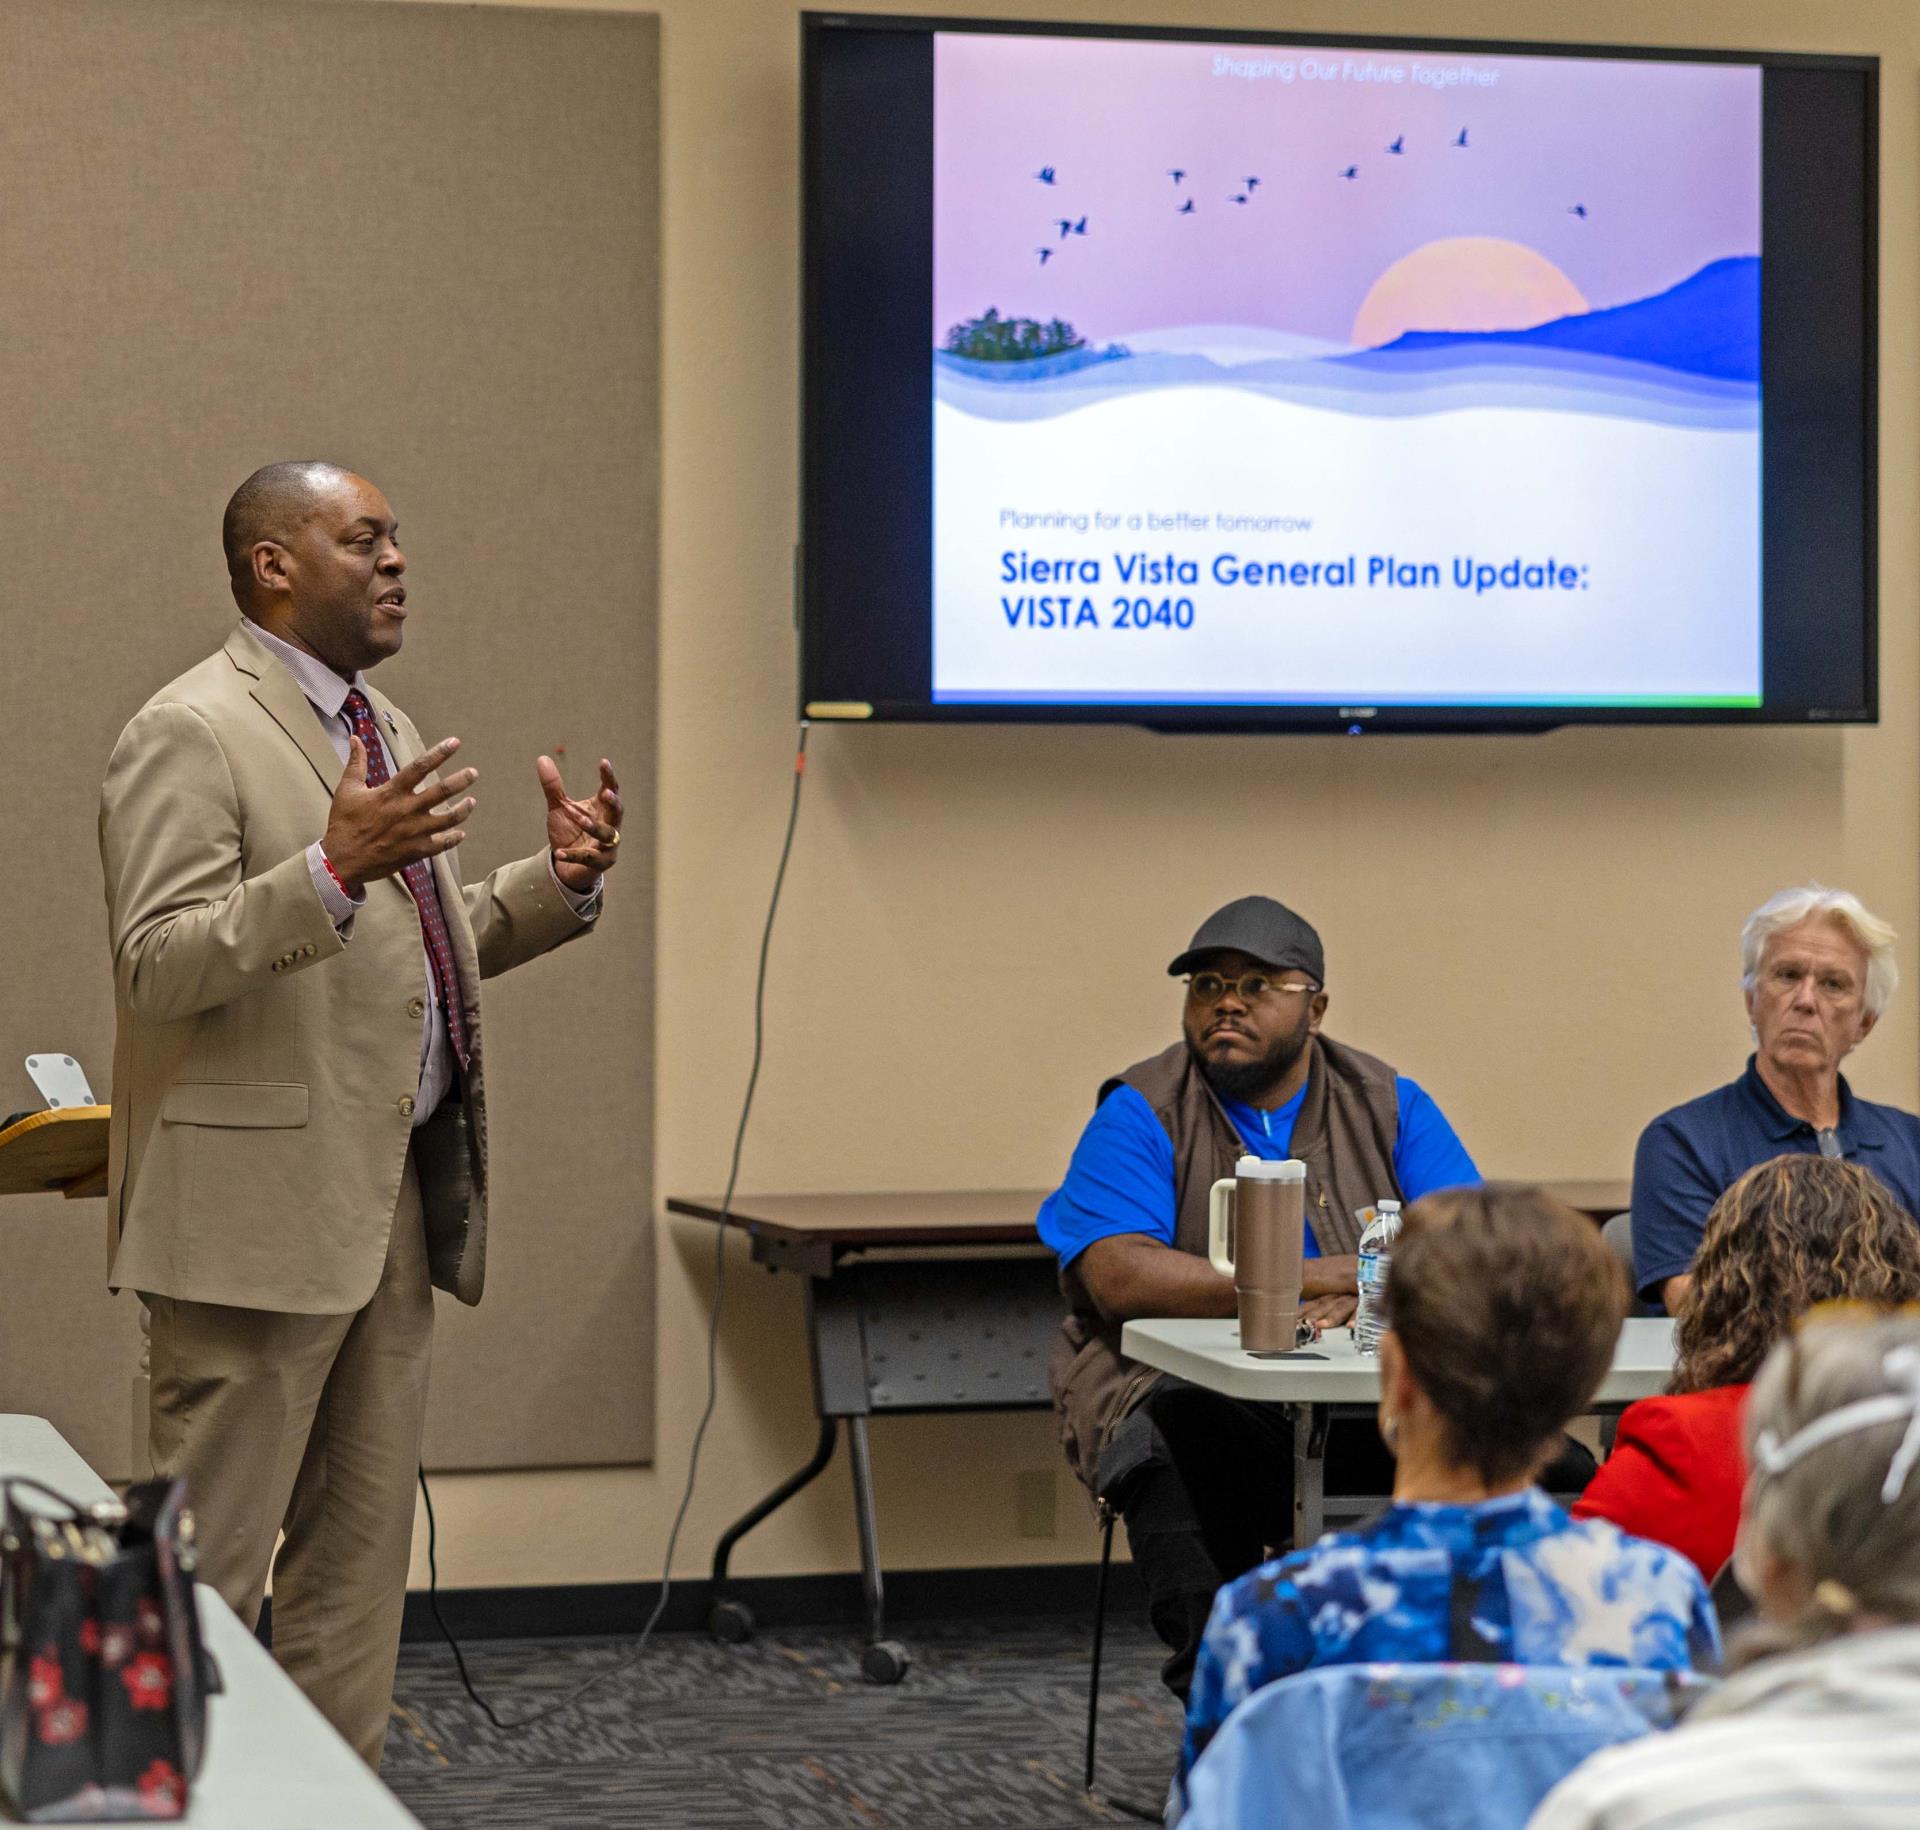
[1208, 1178, 1237, 1277]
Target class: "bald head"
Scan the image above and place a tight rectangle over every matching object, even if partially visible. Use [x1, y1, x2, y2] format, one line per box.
[220, 463, 409, 675]
[222, 461, 353, 609]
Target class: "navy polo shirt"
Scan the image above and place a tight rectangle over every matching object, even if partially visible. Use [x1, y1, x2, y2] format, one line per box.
[1631, 1055, 1920, 1303]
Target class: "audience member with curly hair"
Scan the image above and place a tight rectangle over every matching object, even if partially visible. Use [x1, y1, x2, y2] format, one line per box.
[1573, 1154, 1920, 1580]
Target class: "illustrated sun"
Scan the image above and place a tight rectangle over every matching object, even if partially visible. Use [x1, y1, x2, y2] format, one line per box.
[1350, 236, 1589, 348]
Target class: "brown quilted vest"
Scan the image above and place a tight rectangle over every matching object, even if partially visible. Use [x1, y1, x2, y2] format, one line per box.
[1050, 1034, 1403, 1492]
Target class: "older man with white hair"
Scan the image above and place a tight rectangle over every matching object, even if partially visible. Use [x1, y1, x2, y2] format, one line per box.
[1632, 885, 1920, 1314]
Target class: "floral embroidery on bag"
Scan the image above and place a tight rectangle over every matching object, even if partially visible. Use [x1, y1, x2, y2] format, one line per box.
[77, 1619, 101, 1657]
[121, 1650, 173, 1711]
[36, 1699, 88, 1746]
[138, 1758, 185, 1809]
[135, 1597, 166, 1646]
[99, 1622, 136, 1666]
[26, 1651, 63, 1710]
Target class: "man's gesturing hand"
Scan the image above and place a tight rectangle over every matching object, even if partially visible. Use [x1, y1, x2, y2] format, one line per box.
[540, 755, 623, 894]
[322, 736, 477, 894]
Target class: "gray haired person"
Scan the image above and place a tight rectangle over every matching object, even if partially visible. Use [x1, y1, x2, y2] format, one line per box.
[1631, 885, 1920, 1314]
[1533, 1310, 1920, 1828]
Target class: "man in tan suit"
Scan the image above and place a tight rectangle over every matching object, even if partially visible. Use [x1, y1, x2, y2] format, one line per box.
[98, 461, 623, 1765]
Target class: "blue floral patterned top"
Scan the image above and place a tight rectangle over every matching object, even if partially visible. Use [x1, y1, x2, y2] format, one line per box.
[1180, 1486, 1721, 1782]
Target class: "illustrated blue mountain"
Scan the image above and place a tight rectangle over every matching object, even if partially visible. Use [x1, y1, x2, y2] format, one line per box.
[1351, 256, 1758, 382]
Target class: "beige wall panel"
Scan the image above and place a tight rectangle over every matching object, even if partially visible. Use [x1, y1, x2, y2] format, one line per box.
[0, 0, 659, 1474]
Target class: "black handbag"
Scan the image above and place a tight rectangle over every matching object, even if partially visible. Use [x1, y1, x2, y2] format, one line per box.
[0, 1477, 220, 1822]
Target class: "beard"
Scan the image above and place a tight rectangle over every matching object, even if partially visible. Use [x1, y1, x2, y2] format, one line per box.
[1190, 1015, 1314, 1105]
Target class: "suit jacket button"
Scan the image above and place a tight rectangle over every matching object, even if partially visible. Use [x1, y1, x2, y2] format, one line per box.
[408, 998, 425, 1020]
[399, 1095, 416, 1119]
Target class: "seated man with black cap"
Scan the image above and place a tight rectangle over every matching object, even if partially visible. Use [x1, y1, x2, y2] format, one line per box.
[1041, 894, 1482, 1698]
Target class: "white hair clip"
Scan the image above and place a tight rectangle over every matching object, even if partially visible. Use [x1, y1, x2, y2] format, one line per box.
[1752, 1344, 1920, 1505]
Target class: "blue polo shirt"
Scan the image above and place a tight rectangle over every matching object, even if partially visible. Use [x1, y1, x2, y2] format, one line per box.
[1631, 1055, 1920, 1303]
[1037, 1073, 1479, 1268]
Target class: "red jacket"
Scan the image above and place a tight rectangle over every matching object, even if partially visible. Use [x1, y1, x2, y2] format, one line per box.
[1570, 1383, 1750, 1581]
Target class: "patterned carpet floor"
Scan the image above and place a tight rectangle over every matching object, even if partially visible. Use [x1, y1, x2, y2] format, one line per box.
[383, 1614, 1182, 1828]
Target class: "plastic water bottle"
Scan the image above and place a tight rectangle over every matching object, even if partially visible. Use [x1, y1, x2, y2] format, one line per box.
[1353, 1199, 1403, 1356]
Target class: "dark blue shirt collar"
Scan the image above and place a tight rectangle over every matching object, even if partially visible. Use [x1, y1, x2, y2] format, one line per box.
[1739, 1053, 1878, 1149]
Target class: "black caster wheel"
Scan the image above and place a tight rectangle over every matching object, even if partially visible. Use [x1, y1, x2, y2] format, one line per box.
[861, 1639, 911, 1685]
[709, 1599, 756, 1645]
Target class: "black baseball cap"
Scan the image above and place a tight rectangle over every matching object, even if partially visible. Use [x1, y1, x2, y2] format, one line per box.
[1168, 896, 1325, 984]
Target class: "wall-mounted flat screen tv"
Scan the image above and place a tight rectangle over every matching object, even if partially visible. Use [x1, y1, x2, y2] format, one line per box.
[800, 14, 1876, 731]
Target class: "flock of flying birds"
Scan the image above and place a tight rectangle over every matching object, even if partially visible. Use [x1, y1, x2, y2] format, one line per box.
[1029, 132, 1591, 265]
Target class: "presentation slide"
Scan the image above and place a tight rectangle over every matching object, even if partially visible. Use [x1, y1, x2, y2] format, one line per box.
[931, 36, 1762, 707]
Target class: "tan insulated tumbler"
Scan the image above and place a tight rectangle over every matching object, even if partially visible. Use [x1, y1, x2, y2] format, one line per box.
[1208, 1155, 1307, 1353]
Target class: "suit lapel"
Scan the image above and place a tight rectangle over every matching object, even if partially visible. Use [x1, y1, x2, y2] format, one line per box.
[225, 623, 346, 798]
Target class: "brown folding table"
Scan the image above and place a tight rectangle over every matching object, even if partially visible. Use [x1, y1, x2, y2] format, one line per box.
[666, 1190, 1059, 1683]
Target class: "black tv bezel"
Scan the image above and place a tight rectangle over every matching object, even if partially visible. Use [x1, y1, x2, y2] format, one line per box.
[799, 11, 1878, 735]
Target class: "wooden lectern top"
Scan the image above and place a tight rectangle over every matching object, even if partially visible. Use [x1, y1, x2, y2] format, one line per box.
[0, 1106, 110, 1200]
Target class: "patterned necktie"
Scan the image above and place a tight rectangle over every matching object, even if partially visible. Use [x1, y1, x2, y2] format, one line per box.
[342, 689, 471, 1071]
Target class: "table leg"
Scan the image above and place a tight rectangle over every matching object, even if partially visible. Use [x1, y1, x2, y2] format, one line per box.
[706, 1416, 838, 1645]
[846, 1416, 909, 1682]
[711, 1415, 837, 1588]
[847, 1415, 884, 1638]
[1292, 1402, 1328, 1549]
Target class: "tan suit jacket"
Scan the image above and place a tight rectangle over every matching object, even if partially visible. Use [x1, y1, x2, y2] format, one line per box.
[99, 621, 593, 1314]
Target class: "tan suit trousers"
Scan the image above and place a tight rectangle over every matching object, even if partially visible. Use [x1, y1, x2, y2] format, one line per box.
[145, 1149, 432, 1768]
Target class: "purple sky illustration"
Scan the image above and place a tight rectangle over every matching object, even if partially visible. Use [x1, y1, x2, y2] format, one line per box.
[933, 34, 1760, 346]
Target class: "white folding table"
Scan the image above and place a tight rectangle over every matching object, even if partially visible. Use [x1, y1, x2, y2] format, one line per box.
[1119, 1316, 1677, 1545]
[0, 1415, 420, 1829]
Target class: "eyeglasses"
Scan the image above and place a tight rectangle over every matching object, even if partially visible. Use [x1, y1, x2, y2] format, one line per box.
[1184, 972, 1321, 1006]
